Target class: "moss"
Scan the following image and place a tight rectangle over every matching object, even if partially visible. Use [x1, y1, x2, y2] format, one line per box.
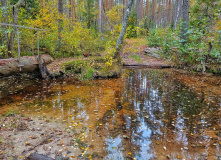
[95, 63, 122, 78]
[63, 60, 88, 73]
[63, 59, 122, 80]
[130, 55, 142, 63]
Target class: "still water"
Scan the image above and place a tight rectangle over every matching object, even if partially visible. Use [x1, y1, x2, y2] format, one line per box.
[0, 68, 221, 159]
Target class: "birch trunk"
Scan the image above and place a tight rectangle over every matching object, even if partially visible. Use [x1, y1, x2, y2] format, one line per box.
[114, 0, 134, 59]
[173, 0, 183, 29]
[98, 0, 104, 39]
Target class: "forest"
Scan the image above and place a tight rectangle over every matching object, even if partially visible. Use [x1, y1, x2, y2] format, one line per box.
[1, 1, 221, 160]
[0, 0, 220, 75]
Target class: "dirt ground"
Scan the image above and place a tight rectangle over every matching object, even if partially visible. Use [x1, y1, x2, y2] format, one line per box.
[46, 38, 170, 75]
[121, 39, 170, 68]
[0, 114, 84, 159]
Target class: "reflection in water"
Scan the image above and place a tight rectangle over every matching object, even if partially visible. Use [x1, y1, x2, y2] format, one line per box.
[1, 68, 221, 159]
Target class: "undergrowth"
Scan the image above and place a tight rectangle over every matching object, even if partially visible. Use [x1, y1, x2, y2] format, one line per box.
[147, 26, 221, 74]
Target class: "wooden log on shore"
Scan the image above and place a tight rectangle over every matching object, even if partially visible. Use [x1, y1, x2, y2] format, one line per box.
[0, 54, 53, 76]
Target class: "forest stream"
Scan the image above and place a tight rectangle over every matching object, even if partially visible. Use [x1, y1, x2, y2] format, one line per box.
[0, 68, 221, 160]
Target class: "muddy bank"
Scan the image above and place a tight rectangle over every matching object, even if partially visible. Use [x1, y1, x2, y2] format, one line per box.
[0, 114, 88, 159]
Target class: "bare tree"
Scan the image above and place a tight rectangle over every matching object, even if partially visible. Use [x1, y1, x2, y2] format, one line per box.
[114, 0, 134, 59]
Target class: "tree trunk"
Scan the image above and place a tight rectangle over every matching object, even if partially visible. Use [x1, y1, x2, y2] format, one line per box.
[180, 0, 189, 44]
[0, 54, 53, 76]
[98, 0, 104, 40]
[7, 0, 25, 58]
[102, 0, 112, 30]
[114, 0, 134, 59]
[1, 0, 8, 51]
[151, 0, 155, 27]
[167, 0, 171, 25]
[146, 0, 149, 18]
[87, 0, 91, 29]
[173, 0, 183, 29]
[136, 0, 140, 25]
[58, 0, 64, 48]
[43, 0, 46, 8]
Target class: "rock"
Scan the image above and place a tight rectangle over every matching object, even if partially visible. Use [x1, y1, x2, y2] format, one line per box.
[144, 47, 160, 59]
[27, 153, 54, 160]
[123, 135, 129, 139]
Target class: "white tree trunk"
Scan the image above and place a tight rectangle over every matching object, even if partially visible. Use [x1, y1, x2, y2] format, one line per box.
[114, 0, 134, 59]
[98, 0, 104, 40]
[173, 0, 183, 29]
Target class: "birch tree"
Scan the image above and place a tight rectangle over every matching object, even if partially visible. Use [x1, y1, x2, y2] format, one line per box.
[114, 0, 134, 59]
[98, 0, 104, 38]
[173, 0, 183, 29]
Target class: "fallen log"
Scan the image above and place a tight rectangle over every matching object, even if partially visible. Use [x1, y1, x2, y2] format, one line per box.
[0, 54, 53, 76]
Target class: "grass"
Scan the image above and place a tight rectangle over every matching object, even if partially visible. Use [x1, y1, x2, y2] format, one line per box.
[130, 55, 142, 63]
[0, 136, 3, 143]
[4, 110, 15, 117]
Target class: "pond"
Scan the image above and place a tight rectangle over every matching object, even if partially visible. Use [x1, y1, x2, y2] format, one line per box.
[0, 68, 221, 159]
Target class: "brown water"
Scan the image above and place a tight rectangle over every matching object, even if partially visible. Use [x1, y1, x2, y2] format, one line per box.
[0, 68, 221, 159]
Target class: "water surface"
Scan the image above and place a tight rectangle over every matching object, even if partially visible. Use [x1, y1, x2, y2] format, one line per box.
[1, 68, 221, 159]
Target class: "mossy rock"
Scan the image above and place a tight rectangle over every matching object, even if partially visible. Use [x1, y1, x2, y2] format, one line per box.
[94, 63, 122, 78]
[63, 59, 122, 79]
[64, 60, 88, 74]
